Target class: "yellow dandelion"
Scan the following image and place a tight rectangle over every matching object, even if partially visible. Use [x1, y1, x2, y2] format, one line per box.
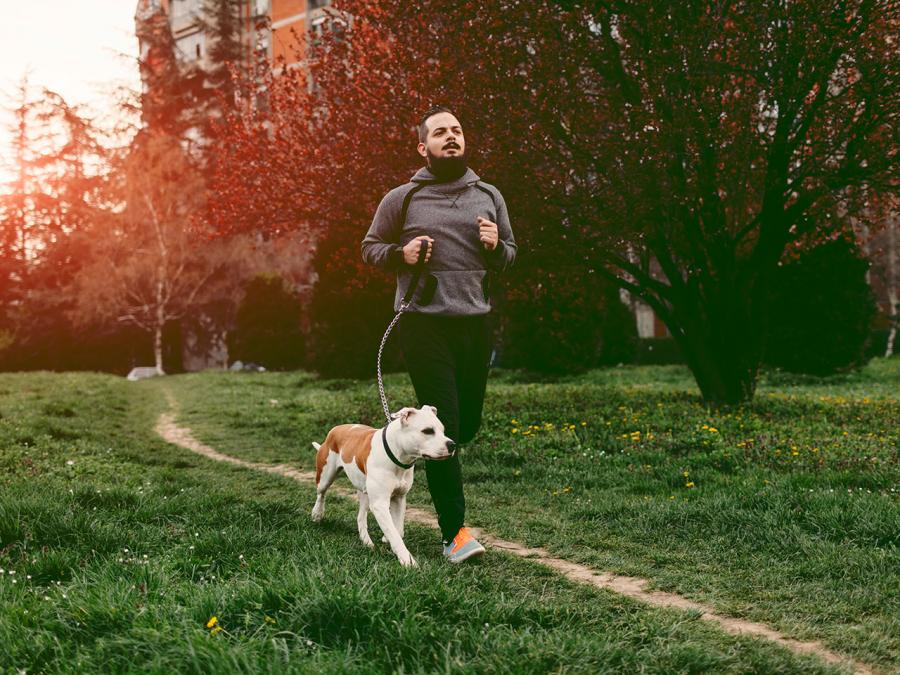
[206, 616, 218, 629]
[511, 428, 519, 434]
[682, 470, 689, 477]
[210, 625, 222, 636]
[685, 482, 695, 488]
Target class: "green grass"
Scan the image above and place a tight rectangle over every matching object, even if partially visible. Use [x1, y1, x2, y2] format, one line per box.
[161, 358, 899, 671]
[0, 361, 896, 673]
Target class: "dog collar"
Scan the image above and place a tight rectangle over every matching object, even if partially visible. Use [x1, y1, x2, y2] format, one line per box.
[382, 426, 415, 469]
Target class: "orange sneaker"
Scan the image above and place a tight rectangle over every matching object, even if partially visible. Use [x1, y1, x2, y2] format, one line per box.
[442, 527, 486, 563]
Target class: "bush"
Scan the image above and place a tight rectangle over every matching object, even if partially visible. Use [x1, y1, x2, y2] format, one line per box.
[763, 235, 877, 375]
[231, 274, 305, 370]
[499, 268, 632, 374]
[305, 240, 405, 379]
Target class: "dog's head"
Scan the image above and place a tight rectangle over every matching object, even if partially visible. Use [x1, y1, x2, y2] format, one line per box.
[390, 405, 455, 461]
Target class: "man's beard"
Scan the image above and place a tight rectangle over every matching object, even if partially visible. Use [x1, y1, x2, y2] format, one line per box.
[426, 147, 468, 182]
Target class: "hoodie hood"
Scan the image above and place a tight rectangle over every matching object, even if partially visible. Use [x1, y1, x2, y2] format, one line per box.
[411, 166, 481, 186]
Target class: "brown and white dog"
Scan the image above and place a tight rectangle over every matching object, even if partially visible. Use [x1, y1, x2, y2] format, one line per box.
[310, 405, 455, 567]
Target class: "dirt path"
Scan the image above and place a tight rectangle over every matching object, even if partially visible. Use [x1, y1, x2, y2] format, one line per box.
[155, 391, 874, 675]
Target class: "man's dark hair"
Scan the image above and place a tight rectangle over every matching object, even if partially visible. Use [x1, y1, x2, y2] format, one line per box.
[417, 105, 457, 143]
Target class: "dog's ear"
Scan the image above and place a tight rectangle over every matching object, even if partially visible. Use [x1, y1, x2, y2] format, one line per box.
[391, 407, 417, 426]
[425, 405, 438, 416]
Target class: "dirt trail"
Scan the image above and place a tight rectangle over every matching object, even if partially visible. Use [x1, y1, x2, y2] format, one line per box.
[155, 391, 875, 675]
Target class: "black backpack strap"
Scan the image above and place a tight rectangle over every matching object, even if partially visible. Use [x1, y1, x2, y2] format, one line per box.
[398, 182, 431, 307]
[400, 182, 428, 228]
[473, 181, 498, 213]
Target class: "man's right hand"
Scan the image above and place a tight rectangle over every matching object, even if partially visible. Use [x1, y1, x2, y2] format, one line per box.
[402, 236, 433, 265]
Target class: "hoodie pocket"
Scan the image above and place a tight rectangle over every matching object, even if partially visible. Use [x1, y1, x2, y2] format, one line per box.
[418, 274, 438, 306]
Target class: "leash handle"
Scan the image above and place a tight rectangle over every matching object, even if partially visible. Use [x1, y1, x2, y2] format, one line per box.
[400, 239, 429, 308]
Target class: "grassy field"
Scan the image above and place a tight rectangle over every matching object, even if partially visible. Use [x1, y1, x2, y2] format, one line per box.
[0, 359, 897, 673]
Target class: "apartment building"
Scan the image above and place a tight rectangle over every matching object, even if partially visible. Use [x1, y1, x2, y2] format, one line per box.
[135, 0, 334, 76]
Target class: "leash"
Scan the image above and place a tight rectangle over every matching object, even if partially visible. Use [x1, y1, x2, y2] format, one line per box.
[377, 238, 429, 425]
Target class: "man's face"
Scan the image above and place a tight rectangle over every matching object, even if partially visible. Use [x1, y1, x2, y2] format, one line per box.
[418, 112, 466, 162]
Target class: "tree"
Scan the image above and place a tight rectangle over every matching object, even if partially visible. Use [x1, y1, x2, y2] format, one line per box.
[207, 0, 898, 403]
[71, 134, 232, 373]
[851, 191, 899, 356]
[200, 0, 246, 113]
[133, 2, 207, 143]
[0, 81, 108, 370]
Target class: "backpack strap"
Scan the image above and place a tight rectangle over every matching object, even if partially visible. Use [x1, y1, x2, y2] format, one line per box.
[473, 181, 499, 214]
[398, 182, 431, 307]
[399, 182, 429, 227]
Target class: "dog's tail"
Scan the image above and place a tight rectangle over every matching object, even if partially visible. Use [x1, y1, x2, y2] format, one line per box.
[312, 441, 321, 451]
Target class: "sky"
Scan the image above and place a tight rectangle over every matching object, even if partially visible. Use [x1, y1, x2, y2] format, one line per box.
[0, 0, 142, 184]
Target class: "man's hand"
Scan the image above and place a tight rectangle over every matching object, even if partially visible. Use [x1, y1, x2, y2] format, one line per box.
[477, 217, 499, 250]
[403, 236, 433, 265]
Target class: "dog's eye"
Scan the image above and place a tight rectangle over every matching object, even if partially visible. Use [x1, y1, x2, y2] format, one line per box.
[422, 428, 435, 435]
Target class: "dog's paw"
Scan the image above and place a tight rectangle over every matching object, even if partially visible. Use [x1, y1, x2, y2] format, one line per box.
[360, 534, 375, 549]
[311, 506, 324, 522]
[381, 534, 388, 544]
[398, 552, 418, 568]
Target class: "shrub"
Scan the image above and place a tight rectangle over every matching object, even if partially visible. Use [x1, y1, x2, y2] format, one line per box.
[231, 274, 304, 370]
[763, 235, 877, 375]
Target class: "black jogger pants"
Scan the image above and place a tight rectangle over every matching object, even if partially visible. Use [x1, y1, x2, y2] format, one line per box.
[395, 311, 494, 543]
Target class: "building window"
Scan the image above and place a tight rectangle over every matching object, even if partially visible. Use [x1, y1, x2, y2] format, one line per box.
[176, 30, 206, 62]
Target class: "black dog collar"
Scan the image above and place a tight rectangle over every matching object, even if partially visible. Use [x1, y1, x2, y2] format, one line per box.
[382, 426, 415, 469]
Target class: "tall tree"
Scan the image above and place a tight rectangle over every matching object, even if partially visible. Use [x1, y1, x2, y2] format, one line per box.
[201, 0, 246, 112]
[71, 134, 231, 373]
[134, 3, 207, 143]
[207, 0, 898, 403]
[0, 81, 107, 369]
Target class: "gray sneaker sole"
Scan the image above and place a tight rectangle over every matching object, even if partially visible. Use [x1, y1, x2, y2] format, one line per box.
[445, 542, 486, 563]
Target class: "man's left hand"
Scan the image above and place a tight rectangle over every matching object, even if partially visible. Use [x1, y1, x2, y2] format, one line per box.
[477, 217, 499, 251]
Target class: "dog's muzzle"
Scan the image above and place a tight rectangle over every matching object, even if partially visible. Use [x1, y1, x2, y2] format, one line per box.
[446, 440, 457, 455]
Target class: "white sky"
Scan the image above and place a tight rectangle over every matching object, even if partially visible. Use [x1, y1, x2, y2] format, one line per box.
[0, 0, 142, 184]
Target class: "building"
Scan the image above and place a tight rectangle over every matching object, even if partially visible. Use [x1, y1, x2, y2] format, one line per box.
[135, 0, 334, 81]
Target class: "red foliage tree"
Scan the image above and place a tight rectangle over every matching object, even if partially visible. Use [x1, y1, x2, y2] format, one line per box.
[206, 0, 898, 401]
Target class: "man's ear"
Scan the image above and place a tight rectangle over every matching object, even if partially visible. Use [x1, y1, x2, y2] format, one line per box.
[417, 142, 427, 158]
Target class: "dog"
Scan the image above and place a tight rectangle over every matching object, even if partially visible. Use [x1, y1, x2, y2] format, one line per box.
[310, 405, 456, 567]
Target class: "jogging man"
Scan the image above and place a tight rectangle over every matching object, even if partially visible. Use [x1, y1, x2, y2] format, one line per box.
[361, 105, 517, 563]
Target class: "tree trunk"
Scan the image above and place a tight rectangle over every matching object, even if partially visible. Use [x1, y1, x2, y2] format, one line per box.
[885, 214, 897, 358]
[154, 277, 166, 375]
[154, 323, 165, 375]
[663, 267, 772, 408]
[885, 287, 897, 358]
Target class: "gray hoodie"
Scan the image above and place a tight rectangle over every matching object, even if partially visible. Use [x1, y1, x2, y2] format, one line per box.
[361, 167, 517, 316]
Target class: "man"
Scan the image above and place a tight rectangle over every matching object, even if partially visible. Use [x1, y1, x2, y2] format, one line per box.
[360, 105, 517, 563]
